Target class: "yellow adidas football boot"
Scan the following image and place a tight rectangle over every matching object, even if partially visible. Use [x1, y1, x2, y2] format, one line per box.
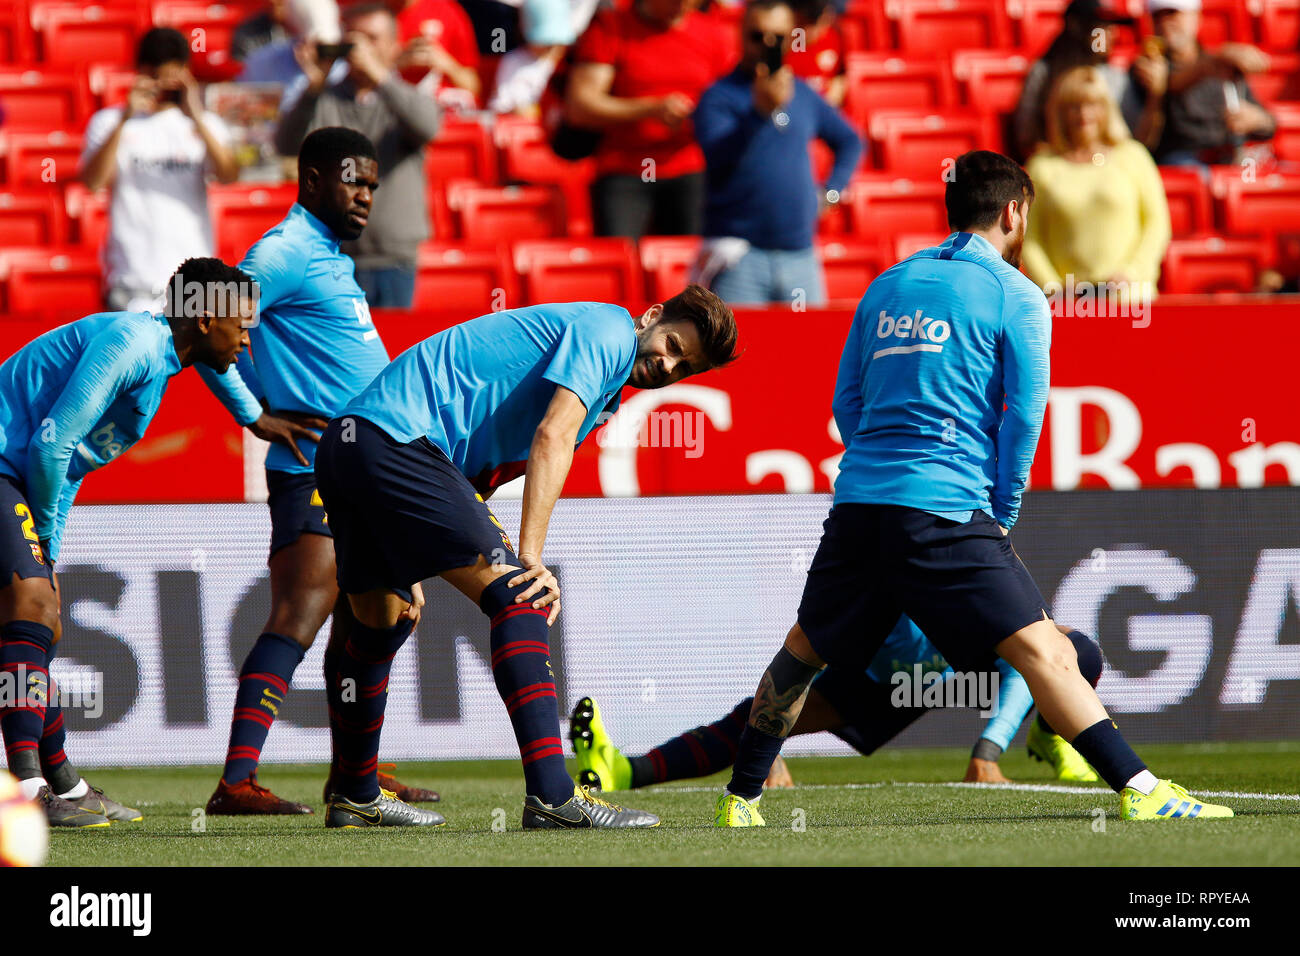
[1121, 780, 1234, 820]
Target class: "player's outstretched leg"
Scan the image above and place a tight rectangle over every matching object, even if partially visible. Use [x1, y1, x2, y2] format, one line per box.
[40, 674, 140, 822]
[997, 621, 1232, 820]
[1026, 627, 1102, 783]
[715, 625, 825, 828]
[322, 610, 445, 828]
[475, 576, 658, 829]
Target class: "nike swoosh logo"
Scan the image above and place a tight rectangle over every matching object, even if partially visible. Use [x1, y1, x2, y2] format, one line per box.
[263, 689, 283, 703]
[344, 805, 383, 824]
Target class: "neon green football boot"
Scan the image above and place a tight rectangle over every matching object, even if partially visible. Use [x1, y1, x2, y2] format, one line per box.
[713, 791, 765, 828]
[1027, 718, 1100, 783]
[1121, 780, 1233, 820]
[569, 696, 633, 791]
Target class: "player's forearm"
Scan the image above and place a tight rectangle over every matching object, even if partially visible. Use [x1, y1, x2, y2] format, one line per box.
[980, 659, 1034, 751]
[517, 430, 575, 559]
[195, 362, 264, 426]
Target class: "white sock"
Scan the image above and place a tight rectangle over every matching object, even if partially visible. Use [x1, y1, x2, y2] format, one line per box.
[18, 776, 48, 801]
[1123, 770, 1159, 795]
[59, 778, 89, 800]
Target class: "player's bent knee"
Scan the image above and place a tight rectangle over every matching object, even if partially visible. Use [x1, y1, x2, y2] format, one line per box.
[347, 589, 404, 630]
[1064, 629, 1103, 687]
[8, 578, 59, 632]
[478, 572, 535, 618]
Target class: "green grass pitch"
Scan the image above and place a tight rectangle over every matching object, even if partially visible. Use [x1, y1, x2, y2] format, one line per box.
[48, 742, 1300, 866]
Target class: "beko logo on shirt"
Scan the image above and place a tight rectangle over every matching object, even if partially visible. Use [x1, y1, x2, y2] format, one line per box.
[873, 309, 951, 358]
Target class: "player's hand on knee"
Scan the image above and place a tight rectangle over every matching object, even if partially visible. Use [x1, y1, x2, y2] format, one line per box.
[962, 757, 1011, 784]
[248, 411, 330, 467]
[508, 557, 561, 626]
[402, 581, 425, 625]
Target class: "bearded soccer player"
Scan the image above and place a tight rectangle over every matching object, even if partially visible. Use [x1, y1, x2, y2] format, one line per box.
[0, 258, 255, 827]
[572, 617, 1106, 791]
[713, 150, 1232, 827]
[313, 286, 738, 828]
[198, 126, 439, 817]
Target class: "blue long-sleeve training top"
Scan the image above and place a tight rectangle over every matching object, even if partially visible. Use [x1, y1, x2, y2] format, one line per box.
[831, 232, 1051, 529]
[694, 67, 862, 250]
[0, 311, 183, 559]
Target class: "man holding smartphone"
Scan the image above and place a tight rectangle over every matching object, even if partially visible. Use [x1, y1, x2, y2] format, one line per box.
[691, 0, 861, 307]
[78, 28, 241, 313]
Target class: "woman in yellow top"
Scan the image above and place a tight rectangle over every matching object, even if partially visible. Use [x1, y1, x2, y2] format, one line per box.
[1023, 65, 1171, 301]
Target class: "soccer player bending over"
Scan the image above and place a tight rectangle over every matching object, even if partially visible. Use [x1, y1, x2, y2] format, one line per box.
[314, 286, 739, 828]
[714, 150, 1231, 826]
[0, 258, 256, 827]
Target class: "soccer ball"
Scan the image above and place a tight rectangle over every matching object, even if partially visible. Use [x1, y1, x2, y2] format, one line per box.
[0, 771, 48, 867]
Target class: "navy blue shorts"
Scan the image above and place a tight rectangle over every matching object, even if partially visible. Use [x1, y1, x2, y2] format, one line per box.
[797, 504, 1048, 674]
[0, 474, 53, 585]
[811, 667, 928, 756]
[266, 469, 331, 560]
[314, 416, 516, 597]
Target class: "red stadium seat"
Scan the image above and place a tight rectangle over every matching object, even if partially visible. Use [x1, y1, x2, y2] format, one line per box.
[426, 120, 497, 186]
[448, 181, 566, 241]
[842, 0, 892, 49]
[1269, 102, 1300, 161]
[0, 131, 84, 188]
[0, 1, 35, 64]
[1214, 171, 1300, 237]
[0, 65, 91, 132]
[208, 183, 297, 263]
[868, 110, 1000, 174]
[848, 173, 949, 238]
[64, 182, 109, 249]
[31, 3, 149, 68]
[1006, 0, 1070, 57]
[412, 241, 516, 314]
[88, 64, 136, 109]
[1252, 0, 1300, 52]
[1193, 0, 1255, 45]
[1159, 166, 1213, 238]
[151, 3, 246, 81]
[817, 237, 889, 303]
[0, 192, 66, 246]
[513, 238, 642, 305]
[1250, 53, 1300, 105]
[951, 50, 1032, 114]
[0, 247, 102, 317]
[844, 53, 955, 129]
[1160, 237, 1272, 293]
[886, 0, 1012, 54]
[493, 118, 595, 236]
[639, 235, 699, 303]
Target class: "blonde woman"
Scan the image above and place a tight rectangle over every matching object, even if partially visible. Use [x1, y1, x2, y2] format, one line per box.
[1024, 66, 1171, 302]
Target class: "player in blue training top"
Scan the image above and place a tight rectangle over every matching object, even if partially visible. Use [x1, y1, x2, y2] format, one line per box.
[0, 258, 256, 828]
[715, 150, 1233, 827]
[197, 127, 440, 820]
[313, 285, 740, 828]
[569, 616, 1107, 792]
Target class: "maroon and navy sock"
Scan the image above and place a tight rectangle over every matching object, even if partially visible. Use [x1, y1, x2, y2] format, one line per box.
[39, 658, 79, 796]
[325, 618, 412, 803]
[1, 620, 53, 780]
[220, 632, 305, 786]
[631, 698, 751, 787]
[1070, 717, 1147, 793]
[480, 576, 572, 806]
[1034, 629, 1105, 736]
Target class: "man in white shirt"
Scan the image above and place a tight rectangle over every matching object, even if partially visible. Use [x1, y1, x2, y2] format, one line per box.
[78, 28, 241, 312]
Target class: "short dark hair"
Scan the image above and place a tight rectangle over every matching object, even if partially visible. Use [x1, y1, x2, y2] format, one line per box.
[342, 1, 398, 22]
[745, 0, 795, 15]
[297, 126, 379, 183]
[945, 151, 1035, 232]
[662, 285, 739, 371]
[791, 0, 833, 23]
[136, 27, 190, 69]
[166, 258, 257, 318]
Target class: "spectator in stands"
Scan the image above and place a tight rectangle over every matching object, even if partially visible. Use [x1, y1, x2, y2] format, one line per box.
[241, 0, 344, 86]
[787, 0, 845, 109]
[232, 0, 293, 62]
[276, 2, 441, 307]
[565, 0, 734, 239]
[1131, 0, 1275, 165]
[1022, 66, 1170, 302]
[488, 0, 602, 115]
[1012, 0, 1145, 161]
[693, 0, 861, 306]
[393, 0, 484, 109]
[78, 28, 240, 313]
